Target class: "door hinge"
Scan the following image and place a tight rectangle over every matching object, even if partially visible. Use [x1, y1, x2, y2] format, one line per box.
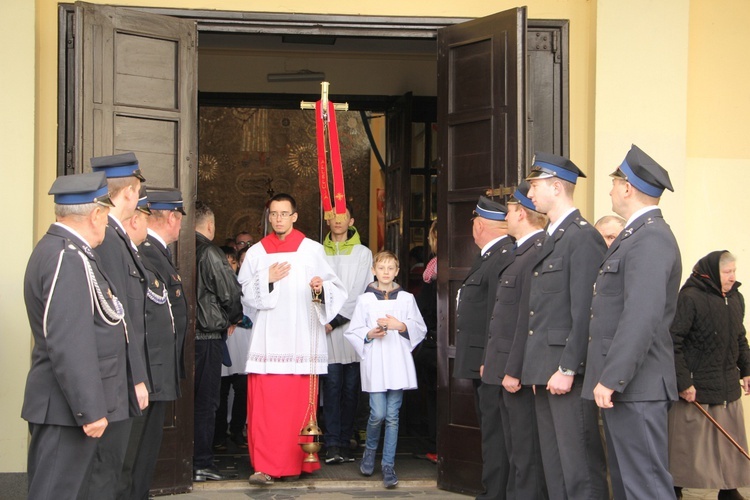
[553, 31, 561, 63]
[66, 147, 75, 175]
[67, 20, 75, 49]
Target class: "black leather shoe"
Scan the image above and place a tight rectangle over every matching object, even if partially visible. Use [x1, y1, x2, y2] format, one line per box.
[192, 466, 238, 482]
[719, 490, 746, 500]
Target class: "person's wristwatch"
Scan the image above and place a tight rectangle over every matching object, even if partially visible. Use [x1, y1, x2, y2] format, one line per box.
[558, 366, 576, 376]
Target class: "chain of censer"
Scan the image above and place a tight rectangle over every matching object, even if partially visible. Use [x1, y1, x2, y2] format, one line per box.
[303, 297, 321, 428]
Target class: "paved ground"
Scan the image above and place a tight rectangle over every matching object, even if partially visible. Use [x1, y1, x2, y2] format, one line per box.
[3, 435, 748, 499]
[177, 485, 750, 499]
[173, 483, 750, 499]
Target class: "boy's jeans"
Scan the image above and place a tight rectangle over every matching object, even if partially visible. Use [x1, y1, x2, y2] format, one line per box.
[365, 390, 404, 467]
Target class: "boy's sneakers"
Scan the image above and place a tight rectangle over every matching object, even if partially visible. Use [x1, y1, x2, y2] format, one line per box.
[325, 446, 344, 465]
[360, 448, 376, 476]
[382, 464, 398, 488]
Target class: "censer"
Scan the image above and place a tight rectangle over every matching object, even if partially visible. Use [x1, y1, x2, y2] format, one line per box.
[298, 289, 323, 462]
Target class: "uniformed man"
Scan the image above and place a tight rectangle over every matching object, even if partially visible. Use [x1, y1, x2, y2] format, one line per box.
[481, 181, 549, 500]
[583, 145, 680, 499]
[135, 188, 188, 493]
[117, 188, 185, 499]
[454, 196, 515, 500]
[21, 172, 130, 499]
[523, 152, 608, 500]
[81, 152, 150, 500]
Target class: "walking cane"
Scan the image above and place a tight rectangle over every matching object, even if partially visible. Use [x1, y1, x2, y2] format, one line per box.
[691, 401, 750, 461]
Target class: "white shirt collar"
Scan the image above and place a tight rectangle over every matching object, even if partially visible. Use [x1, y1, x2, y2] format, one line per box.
[147, 228, 168, 249]
[109, 214, 126, 233]
[481, 235, 508, 256]
[547, 207, 577, 235]
[625, 205, 659, 228]
[53, 222, 92, 248]
[514, 229, 545, 248]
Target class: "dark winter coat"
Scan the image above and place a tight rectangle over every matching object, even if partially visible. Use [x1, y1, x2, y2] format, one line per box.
[671, 251, 750, 405]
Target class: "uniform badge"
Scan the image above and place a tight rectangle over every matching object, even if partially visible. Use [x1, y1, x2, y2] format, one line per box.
[172, 274, 181, 282]
[175, 289, 181, 297]
[107, 288, 113, 299]
[81, 245, 94, 258]
[154, 279, 160, 288]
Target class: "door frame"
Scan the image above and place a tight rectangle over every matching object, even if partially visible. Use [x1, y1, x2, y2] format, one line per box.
[58, 6, 568, 183]
[56, 6, 568, 493]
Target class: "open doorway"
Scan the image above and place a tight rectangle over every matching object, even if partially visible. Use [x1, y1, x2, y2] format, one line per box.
[194, 31, 441, 484]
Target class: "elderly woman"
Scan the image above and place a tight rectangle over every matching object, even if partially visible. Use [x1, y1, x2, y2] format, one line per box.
[670, 251, 750, 500]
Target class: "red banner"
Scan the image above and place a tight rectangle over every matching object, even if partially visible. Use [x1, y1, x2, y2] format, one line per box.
[314, 100, 347, 221]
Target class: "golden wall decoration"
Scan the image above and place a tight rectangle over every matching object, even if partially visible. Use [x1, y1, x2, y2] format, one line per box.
[198, 106, 372, 246]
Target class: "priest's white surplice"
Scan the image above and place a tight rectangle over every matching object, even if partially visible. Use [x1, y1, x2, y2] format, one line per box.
[239, 238, 347, 375]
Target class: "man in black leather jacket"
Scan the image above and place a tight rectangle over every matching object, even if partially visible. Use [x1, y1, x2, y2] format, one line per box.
[193, 201, 243, 482]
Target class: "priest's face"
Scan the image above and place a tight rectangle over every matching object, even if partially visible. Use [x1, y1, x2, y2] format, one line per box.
[268, 200, 298, 237]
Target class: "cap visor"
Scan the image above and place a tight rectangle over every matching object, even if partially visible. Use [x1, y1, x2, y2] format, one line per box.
[609, 168, 627, 180]
[95, 195, 115, 208]
[525, 170, 553, 181]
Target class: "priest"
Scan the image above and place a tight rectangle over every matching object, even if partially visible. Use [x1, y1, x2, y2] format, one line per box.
[238, 193, 347, 485]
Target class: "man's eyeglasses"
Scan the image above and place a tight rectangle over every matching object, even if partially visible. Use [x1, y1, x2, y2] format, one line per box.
[269, 211, 294, 219]
[236, 240, 252, 247]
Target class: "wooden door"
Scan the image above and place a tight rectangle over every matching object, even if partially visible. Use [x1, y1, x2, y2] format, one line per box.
[74, 2, 197, 494]
[436, 7, 527, 494]
[527, 21, 569, 160]
[385, 93, 413, 284]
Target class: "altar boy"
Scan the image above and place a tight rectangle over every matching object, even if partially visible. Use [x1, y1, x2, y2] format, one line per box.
[345, 251, 427, 489]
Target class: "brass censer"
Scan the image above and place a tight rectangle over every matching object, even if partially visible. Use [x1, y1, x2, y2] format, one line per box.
[298, 413, 323, 463]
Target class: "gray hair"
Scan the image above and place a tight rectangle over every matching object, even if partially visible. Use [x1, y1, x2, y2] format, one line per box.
[55, 202, 98, 218]
[720, 251, 736, 268]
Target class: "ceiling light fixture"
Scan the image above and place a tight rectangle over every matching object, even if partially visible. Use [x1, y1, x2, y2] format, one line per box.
[267, 70, 326, 82]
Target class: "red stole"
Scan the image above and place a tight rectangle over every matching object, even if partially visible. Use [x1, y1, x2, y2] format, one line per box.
[260, 229, 305, 254]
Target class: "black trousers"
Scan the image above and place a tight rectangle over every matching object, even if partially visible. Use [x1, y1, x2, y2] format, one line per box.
[476, 381, 513, 500]
[215, 374, 247, 444]
[194, 339, 223, 469]
[534, 378, 608, 500]
[78, 418, 133, 500]
[27, 423, 98, 500]
[602, 400, 673, 500]
[500, 386, 548, 500]
[117, 400, 168, 500]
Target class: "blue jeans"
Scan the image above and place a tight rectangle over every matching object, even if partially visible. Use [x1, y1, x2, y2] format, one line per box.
[366, 390, 403, 467]
[322, 362, 360, 448]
